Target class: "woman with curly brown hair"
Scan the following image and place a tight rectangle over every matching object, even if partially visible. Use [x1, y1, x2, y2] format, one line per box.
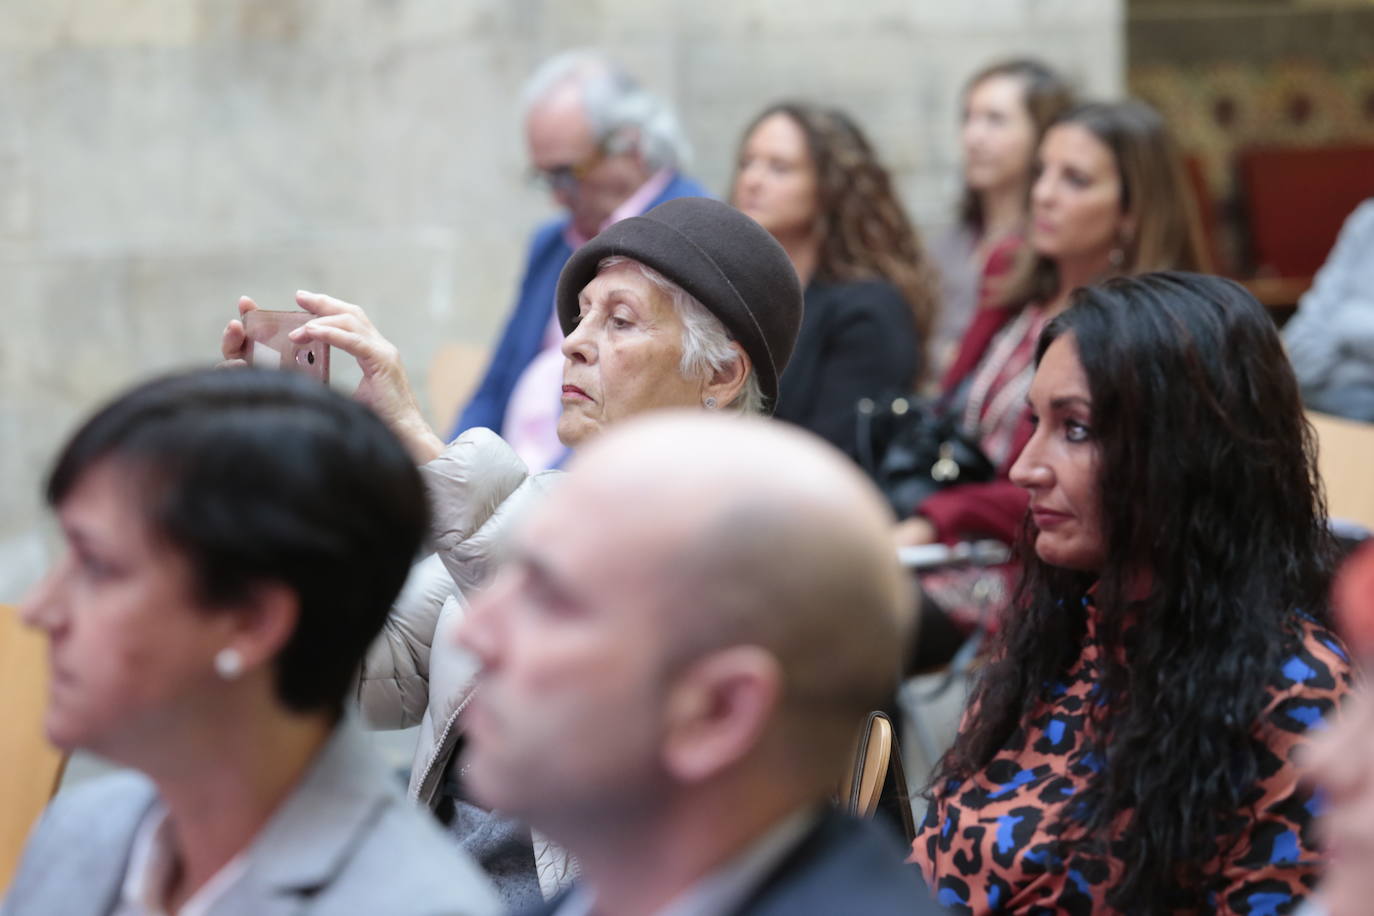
[731, 101, 939, 459]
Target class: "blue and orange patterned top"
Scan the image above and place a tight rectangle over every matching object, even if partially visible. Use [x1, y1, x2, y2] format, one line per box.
[912, 599, 1354, 915]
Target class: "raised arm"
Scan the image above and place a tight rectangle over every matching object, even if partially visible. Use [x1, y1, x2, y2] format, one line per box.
[221, 291, 445, 464]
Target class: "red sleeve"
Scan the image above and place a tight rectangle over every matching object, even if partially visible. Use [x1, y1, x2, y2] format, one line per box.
[918, 479, 1028, 544]
[917, 409, 1033, 544]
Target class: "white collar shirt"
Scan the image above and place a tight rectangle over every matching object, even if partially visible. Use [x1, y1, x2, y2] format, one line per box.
[112, 803, 249, 916]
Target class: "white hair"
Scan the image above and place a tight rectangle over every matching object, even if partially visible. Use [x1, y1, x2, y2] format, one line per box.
[521, 50, 691, 172]
[598, 256, 765, 415]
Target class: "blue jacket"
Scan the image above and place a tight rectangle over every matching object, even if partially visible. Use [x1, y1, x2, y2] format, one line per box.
[452, 172, 711, 439]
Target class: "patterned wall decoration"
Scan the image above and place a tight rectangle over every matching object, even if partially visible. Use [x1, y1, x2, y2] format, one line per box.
[1130, 62, 1374, 275]
[1132, 61, 1374, 202]
[1128, 4, 1374, 276]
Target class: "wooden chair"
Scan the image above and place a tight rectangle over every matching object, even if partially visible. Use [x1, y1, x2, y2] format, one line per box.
[1308, 411, 1374, 532]
[1237, 145, 1374, 281]
[0, 604, 66, 894]
[841, 711, 916, 843]
[425, 341, 490, 435]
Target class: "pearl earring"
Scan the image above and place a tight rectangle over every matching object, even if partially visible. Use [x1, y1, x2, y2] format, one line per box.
[704, 397, 718, 409]
[214, 647, 244, 681]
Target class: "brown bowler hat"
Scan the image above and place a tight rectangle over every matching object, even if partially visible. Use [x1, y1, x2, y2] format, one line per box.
[555, 197, 804, 411]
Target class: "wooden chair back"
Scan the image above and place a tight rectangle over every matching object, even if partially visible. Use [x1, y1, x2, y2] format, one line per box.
[1309, 412, 1374, 532]
[1238, 145, 1374, 279]
[426, 341, 490, 435]
[840, 711, 916, 843]
[0, 604, 66, 894]
[844, 712, 892, 819]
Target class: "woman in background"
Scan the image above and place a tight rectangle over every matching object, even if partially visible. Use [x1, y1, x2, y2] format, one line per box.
[916, 272, 1352, 913]
[897, 99, 1209, 628]
[928, 59, 1074, 368]
[732, 101, 939, 457]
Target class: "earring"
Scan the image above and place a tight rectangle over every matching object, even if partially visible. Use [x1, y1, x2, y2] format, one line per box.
[704, 397, 718, 410]
[1109, 229, 1132, 271]
[214, 647, 244, 681]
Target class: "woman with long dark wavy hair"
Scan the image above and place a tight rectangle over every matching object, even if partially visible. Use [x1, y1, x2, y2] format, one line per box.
[913, 272, 1354, 914]
[732, 101, 939, 458]
[896, 99, 1209, 632]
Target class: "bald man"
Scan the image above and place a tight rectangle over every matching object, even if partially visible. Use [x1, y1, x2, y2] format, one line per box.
[455, 413, 944, 915]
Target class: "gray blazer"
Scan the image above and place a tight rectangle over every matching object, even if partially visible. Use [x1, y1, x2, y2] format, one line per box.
[1, 724, 501, 916]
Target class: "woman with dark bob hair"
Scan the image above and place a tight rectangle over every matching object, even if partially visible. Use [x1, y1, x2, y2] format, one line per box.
[913, 273, 1354, 914]
[4, 370, 498, 915]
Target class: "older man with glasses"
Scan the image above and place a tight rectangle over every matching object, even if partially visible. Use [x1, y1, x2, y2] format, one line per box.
[454, 50, 708, 471]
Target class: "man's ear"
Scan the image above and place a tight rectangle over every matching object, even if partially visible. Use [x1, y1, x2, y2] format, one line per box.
[220, 582, 299, 675]
[702, 344, 752, 411]
[660, 645, 782, 784]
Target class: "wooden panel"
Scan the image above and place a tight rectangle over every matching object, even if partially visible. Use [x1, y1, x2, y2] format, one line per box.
[425, 342, 490, 436]
[1309, 412, 1374, 532]
[0, 605, 66, 895]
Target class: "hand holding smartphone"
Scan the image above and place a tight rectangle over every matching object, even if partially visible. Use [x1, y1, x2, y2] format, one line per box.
[242, 310, 330, 383]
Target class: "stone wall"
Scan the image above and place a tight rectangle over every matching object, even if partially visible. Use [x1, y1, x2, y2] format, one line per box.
[0, 0, 1122, 597]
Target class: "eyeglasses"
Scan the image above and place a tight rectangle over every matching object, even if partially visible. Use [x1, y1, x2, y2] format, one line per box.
[527, 143, 608, 195]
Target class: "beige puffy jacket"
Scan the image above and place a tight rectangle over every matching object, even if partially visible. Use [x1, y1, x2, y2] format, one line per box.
[355, 429, 565, 888]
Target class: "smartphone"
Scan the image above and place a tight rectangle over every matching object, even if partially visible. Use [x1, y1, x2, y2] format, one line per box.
[243, 310, 329, 383]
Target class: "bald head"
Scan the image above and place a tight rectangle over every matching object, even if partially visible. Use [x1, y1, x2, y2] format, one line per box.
[457, 411, 915, 829]
[569, 412, 914, 731]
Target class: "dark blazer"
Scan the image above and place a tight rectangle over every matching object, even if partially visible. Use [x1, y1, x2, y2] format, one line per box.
[520, 810, 946, 915]
[772, 279, 919, 461]
[452, 172, 710, 439]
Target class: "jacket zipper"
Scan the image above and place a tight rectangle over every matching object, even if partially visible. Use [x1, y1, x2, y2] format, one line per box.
[412, 688, 476, 807]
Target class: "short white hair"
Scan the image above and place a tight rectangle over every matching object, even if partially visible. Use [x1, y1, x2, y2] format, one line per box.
[598, 256, 765, 415]
[521, 50, 691, 172]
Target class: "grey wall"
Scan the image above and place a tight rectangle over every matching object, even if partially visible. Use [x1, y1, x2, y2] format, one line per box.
[1, 0, 1123, 597]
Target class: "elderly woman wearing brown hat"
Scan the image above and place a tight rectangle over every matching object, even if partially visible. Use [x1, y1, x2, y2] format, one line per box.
[219, 197, 805, 906]
[224, 198, 801, 463]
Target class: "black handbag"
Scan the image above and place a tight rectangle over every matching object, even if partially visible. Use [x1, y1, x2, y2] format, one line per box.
[855, 394, 996, 519]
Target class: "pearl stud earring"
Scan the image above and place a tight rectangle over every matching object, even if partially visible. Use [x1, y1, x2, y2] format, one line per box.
[214, 647, 244, 680]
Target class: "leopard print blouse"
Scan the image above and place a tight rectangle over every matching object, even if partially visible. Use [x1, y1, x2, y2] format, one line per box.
[912, 599, 1354, 915]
